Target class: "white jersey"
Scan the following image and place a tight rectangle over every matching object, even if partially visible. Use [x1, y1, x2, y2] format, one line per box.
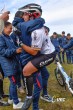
[31, 27, 55, 54]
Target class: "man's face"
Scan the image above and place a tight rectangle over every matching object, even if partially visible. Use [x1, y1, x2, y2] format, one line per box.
[22, 13, 30, 21]
[53, 34, 57, 38]
[67, 35, 71, 40]
[62, 33, 65, 37]
[45, 28, 49, 36]
[4, 24, 12, 35]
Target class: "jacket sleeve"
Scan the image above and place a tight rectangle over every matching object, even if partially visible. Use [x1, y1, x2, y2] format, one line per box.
[0, 36, 16, 58]
[25, 18, 45, 32]
[63, 40, 73, 50]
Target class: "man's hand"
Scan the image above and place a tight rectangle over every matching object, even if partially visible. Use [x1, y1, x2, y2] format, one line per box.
[0, 11, 10, 21]
[60, 48, 64, 52]
[16, 48, 22, 54]
[17, 40, 24, 47]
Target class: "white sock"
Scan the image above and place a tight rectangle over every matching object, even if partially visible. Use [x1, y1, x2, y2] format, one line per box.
[26, 96, 32, 99]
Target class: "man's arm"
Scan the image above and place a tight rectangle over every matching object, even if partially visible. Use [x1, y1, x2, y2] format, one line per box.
[20, 44, 39, 55]
[0, 36, 22, 58]
[19, 30, 42, 55]
[25, 18, 45, 33]
[0, 11, 10, 34]
[0, 19, 4, 34]
[63, 39, 73, 50]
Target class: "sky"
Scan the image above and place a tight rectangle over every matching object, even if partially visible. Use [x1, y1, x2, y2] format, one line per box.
[0, 0, 73, 36]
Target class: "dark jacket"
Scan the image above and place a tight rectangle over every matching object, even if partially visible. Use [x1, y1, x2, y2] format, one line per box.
[11, 17, 45, 66]
[59, 36, 67, 47]
[0, 33, 19, 77]
[51, 37, 60, 52]
[63, 38, 73, 54]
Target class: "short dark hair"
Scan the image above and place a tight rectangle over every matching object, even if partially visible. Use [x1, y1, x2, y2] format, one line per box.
[4, 22, 11, 27]
[62, 31, 65, 34]
[53, 32, 57, 35]
[67, 33, 71, 36]
[15, 11, 24, 18]
[44, 26, 50, 32]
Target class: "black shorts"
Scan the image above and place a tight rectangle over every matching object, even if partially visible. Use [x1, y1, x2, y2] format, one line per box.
[31, 51, 56, 69]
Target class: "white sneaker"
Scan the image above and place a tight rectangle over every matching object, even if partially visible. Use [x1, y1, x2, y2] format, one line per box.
[18, 87, 25, 94]
[8, 98, 21, 104]
[13, 102, 24, 109]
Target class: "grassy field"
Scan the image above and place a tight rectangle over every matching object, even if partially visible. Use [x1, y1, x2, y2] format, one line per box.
[0, 62, 73, 110]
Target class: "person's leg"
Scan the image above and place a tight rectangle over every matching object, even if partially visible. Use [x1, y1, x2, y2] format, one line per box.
[17, 72, 21, 89]
[0, 78, 4, 98]
[21, 75, 33, 110]
[40, 67, 53, 102]
[22, 53, 55, 98]
[8, 75, 23, 109]
[23, 53, 56, 77]
[0, 66, 4, 97]
[21, 74, 26, 88]
[41, 67, 49, 95]
[69, 53, 71, 64]
[66, 51, 68, 63]
[22, 53, 56, 110]
[0, 78, 9, 106]
[62, 51, 65, 63]
[67, 51, 71, 64]
[72, 56, 73, 64]
[57, 52, 62, 63]
[23, 62, 38, 76]
[8, 75, 19, 104]
[17, 69, 25, 94]
[33, 71, 42, 110]
[0, 66, 9, 98]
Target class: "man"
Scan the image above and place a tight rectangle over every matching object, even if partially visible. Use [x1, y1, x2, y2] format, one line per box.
[0, 11, 10, 106]
[65, 33, 72, 63]
[59, 31, 67, 63]
[11, 9, 44, 110]
[18, 4, 55, 110]
[12, 4, 53, 110]
[51, 32, 62, 63]
[61, 33, 73, 63]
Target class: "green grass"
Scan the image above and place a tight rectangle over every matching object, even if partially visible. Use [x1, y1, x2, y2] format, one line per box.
[0, 62, 73, 110]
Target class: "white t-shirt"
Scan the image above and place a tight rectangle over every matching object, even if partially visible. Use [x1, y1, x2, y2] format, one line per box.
[31, 27, 55, 54]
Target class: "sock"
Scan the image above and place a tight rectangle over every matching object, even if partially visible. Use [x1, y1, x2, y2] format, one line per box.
[25, 75, 33, 97]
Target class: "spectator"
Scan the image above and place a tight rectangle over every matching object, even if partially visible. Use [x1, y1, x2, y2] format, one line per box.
[51, 32, 62, 63]
[59, 31, 67, 63]
[0, 21, 23, 109]
[0, 11, 10, 106]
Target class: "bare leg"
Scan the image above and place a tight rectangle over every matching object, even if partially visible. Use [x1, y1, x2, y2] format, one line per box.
[23, 61, 38, 76]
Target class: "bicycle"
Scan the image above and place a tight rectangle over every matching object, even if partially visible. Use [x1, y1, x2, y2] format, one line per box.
[54, 58, 73, 95]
